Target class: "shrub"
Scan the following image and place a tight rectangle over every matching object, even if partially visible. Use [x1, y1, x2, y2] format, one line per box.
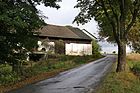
[59, 55, 68, 61]
[92, 39, 101, 55]
[29, 53, 44, 61]
[132, 62, 140, 75]
[112, 51, 116, 54]
[0, 65, 20, 85]
[55, 40, 65, 54]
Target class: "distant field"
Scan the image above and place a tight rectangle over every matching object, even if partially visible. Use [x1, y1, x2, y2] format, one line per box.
[127, 53, 140, 61]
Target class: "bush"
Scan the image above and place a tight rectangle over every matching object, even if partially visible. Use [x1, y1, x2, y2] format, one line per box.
[55, 40, 65, 54]
[73, 56, 86, 64]
[29, 53, 44, 61]
[0, 65, 20, 85]
[92, 39, 101, 55]
[132, 62, 140, 75]
[48, 54, 59, 59]
[0, 72, 20, 85]
[112, 51, 116, 54]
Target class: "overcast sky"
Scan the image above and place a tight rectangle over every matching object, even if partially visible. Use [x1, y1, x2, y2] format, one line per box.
[36, 0, 131, 53]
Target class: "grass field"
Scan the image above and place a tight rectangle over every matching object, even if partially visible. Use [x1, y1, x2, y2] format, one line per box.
[96, 53, 140, 93]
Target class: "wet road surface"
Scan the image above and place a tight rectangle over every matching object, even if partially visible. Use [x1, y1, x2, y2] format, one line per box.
[8, 55, 116, 93]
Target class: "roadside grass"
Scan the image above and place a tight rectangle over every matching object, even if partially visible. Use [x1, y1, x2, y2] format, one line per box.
[0, 54, 102, 93]
[96, 54, 140, 93]
[127, 54, 140, 76]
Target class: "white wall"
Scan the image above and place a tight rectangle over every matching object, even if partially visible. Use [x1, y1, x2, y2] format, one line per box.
[65, 43, 92, 56]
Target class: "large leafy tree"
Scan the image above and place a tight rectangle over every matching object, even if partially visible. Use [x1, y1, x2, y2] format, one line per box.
[74, 0, 140, 72]
[0, 0, 60, 72]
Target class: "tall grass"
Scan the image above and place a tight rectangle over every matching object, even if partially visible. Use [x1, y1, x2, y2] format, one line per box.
[96, 71, 140, 93]
[96, 53, 140, 93]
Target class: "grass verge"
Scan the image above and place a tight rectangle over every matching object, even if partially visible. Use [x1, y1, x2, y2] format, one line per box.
[96, 54, 140, 93]
[0, 54, 103, 93]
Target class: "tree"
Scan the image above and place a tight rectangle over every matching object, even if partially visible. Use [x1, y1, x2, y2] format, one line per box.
[0, 0, 61, 72]
[112, 51, 116, 54]
[74, 0, 140, 72]
[55, 40, 65, 54]
[92, 39, 101, 55]
[128, 22, 140, 53]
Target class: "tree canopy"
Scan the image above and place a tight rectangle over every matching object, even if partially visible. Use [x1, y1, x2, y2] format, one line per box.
[128, 22, 140, 53]
[74, 0, 140, 72]
[0, 0, 61, 71]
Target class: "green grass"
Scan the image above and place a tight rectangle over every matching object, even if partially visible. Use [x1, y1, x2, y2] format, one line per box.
[0, 54, 102, 86]
[128, 61, 140, 76]
[96, 61, 140, 93]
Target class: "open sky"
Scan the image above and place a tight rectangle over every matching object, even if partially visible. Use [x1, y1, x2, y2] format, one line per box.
[36, 0, 131, 53]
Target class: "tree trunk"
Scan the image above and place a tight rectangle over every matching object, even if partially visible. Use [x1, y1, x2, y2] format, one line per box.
[116, 42, 126, 72]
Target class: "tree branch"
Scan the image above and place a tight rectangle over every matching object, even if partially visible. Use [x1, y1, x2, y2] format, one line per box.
[126, 2, 140, 33]
[100, 0, 119, 43]
[27, 0, 37, 11]
[94, 0, 102, 6]
[108, 0, 118, 22]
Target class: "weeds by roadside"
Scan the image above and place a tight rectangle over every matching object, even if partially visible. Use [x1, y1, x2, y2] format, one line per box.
[96, 54, 140, 93]
[0, 54, 102, 93]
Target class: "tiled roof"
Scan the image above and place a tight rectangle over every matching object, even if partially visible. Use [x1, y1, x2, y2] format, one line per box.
[38, 24, 92, 40]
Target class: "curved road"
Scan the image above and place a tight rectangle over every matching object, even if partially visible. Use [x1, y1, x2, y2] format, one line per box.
[8, 55, 116, 93]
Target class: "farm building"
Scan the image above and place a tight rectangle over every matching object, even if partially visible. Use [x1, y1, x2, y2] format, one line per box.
[36, 24, 95, 56]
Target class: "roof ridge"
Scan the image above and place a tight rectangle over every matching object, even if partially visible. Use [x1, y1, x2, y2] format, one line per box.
[47, 24, 65, 27]
[38, 24, 92, 40]
[48, 24, 81, 38]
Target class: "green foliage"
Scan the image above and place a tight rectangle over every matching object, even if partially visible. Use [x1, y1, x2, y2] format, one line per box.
[131, 62, 140, 75]
[55, 40, 65, 54]
[92, 39, 101, 55]
[74, 0, 140, 43]
[74, 0, 140, 72]
[0, 0, 61, 72]
[112, 51, 116, 54]
[128, 22, 140, 53]
[0, 55, 102, 85]
[0, 72, 20, 85]
[0, 64, 20, 85]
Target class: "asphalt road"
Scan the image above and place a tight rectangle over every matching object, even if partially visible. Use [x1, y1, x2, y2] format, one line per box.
[8, 55, 116, 93]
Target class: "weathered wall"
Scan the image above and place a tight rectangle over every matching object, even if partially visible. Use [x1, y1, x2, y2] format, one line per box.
[65, 43, 92, 56]
[37, 41, 92, 56]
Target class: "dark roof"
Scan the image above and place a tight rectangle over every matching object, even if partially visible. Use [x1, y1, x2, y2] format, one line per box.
[66, 26, 92, 40]
[38, 24, 92, 40]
